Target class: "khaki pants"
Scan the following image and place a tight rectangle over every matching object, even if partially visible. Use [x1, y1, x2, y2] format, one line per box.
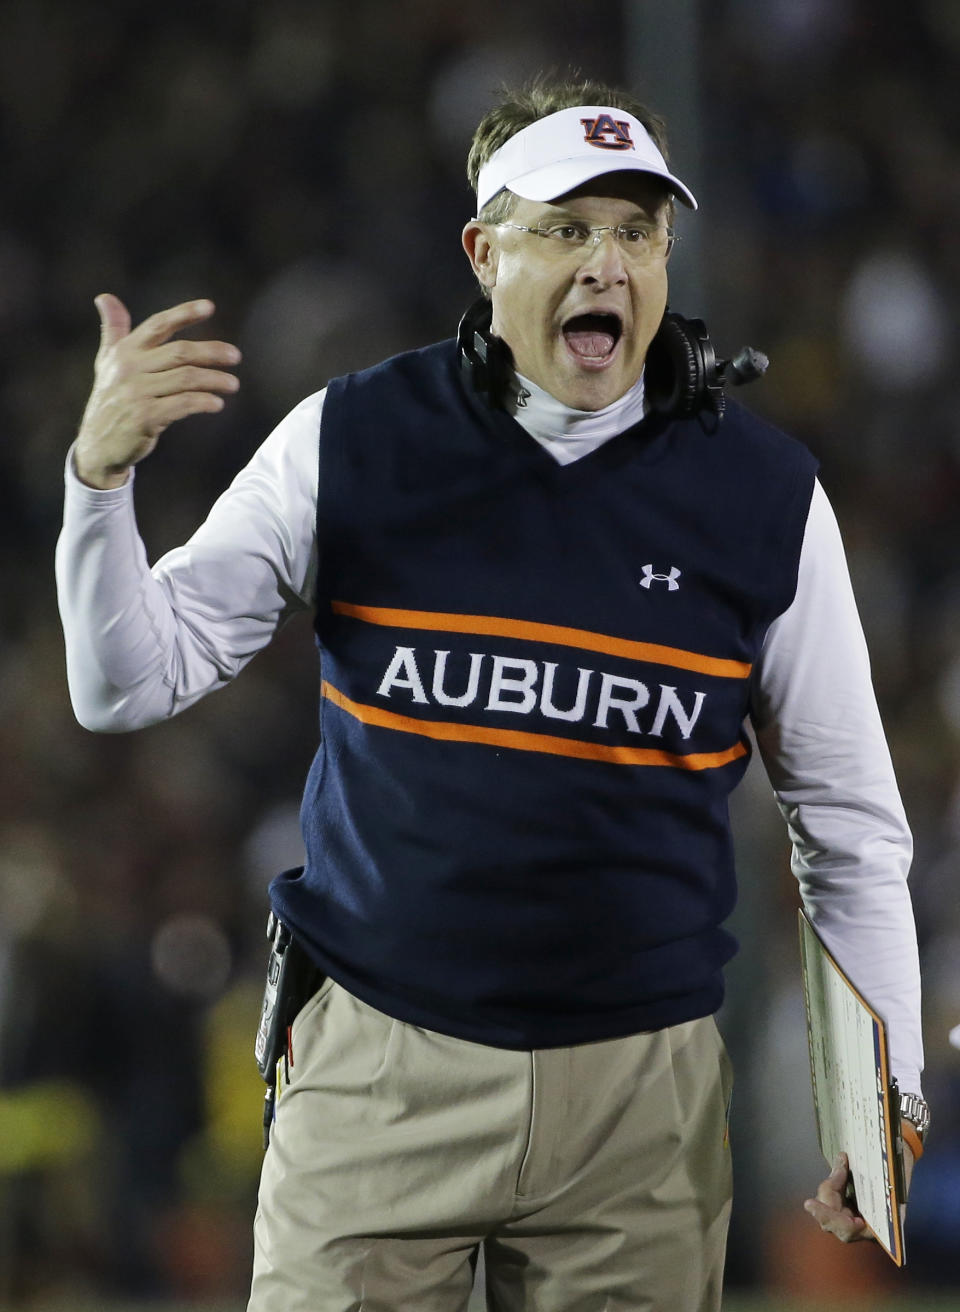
[248, 978, 733, 1312]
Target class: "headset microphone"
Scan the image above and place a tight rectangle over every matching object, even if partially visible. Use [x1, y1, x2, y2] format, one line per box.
[643, 311, 769, 421]
[724, 345, 769, 387]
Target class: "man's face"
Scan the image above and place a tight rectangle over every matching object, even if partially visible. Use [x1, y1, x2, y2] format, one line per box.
[463, 175, 673, 411]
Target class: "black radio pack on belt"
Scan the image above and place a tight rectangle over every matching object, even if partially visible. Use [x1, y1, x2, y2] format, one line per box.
[255, 904, 325, 1147]
[456, 295, 768, 422]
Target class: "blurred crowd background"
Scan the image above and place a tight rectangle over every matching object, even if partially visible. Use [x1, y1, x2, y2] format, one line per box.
[1, 0, 958, 1305]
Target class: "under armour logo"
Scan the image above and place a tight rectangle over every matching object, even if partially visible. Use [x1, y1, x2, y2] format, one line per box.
[580, 114, 635, 151]
[639, 564, 681, 591]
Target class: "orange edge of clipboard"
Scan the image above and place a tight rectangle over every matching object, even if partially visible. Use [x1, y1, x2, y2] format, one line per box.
[798, 909, 905, 1267]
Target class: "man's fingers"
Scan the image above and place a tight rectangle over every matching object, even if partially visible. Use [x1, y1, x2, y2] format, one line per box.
[137, 364, 241, 399]
[829, 1152, 850, 1184]
[816, 1155, 849, 1205]
[127, 298, 217, 350]
[803, 1196, 872, 1242]
[147, 392, 227, 430]
[95, 293, 132, 348]
[143, 338, 242, 373]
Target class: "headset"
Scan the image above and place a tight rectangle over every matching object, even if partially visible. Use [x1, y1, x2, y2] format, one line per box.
[457, 296, 768, 422]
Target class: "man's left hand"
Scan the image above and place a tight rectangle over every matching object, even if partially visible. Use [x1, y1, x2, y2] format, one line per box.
[803, 1146, 914, 1243]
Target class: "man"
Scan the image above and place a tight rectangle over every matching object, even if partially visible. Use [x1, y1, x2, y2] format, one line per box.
[57, 77, 925, 1311]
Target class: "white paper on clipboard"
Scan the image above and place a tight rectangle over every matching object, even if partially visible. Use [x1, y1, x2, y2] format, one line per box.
[798, 909, 905, 1265]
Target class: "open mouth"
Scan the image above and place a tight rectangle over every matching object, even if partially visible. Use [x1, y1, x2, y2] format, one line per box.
[562, 312, 623, 361]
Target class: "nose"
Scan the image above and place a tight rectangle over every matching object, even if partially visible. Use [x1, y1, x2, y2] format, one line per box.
[575, 229, 628, 286]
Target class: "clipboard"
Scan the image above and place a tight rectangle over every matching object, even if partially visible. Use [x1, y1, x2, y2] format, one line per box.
[798, 909, 906, 1265]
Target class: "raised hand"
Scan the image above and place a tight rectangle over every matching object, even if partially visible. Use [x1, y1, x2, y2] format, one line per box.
[74, 294, 242, 488]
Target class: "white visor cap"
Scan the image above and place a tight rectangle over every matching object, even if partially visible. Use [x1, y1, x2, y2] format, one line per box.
[475, 105, 697, 214]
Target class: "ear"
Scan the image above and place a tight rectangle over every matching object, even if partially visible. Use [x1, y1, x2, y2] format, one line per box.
[462, 221, 498, 291]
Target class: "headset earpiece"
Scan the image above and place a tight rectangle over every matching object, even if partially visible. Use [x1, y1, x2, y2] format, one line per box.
[645, 312, 725, 420]
[457, 298, 514, 408]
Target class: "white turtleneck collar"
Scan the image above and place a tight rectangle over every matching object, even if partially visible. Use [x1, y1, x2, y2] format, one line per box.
[505, 370, 647, 465]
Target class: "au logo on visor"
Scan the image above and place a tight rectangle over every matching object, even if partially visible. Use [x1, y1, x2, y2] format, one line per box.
[580, 114, 635, 151]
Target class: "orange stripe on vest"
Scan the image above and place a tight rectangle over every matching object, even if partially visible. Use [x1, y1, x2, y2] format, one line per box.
[330, 602, 751, 681]
[322, 680, 748, 771]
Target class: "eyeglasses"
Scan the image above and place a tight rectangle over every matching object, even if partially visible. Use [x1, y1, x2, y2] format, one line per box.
[493, 219, 678, 262]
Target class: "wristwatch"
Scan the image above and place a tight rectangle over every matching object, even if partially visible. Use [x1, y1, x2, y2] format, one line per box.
[898, 1091, 930, 1159]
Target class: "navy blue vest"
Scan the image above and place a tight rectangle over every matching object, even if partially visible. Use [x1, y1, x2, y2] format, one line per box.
[271, 340, 817, 1048]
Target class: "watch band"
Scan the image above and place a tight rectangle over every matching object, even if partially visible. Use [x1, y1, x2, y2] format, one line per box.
[898, 1090, 930, 1160]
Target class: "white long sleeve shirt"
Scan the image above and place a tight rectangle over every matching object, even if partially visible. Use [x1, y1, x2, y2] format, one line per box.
[55, 378, 924, 1092]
